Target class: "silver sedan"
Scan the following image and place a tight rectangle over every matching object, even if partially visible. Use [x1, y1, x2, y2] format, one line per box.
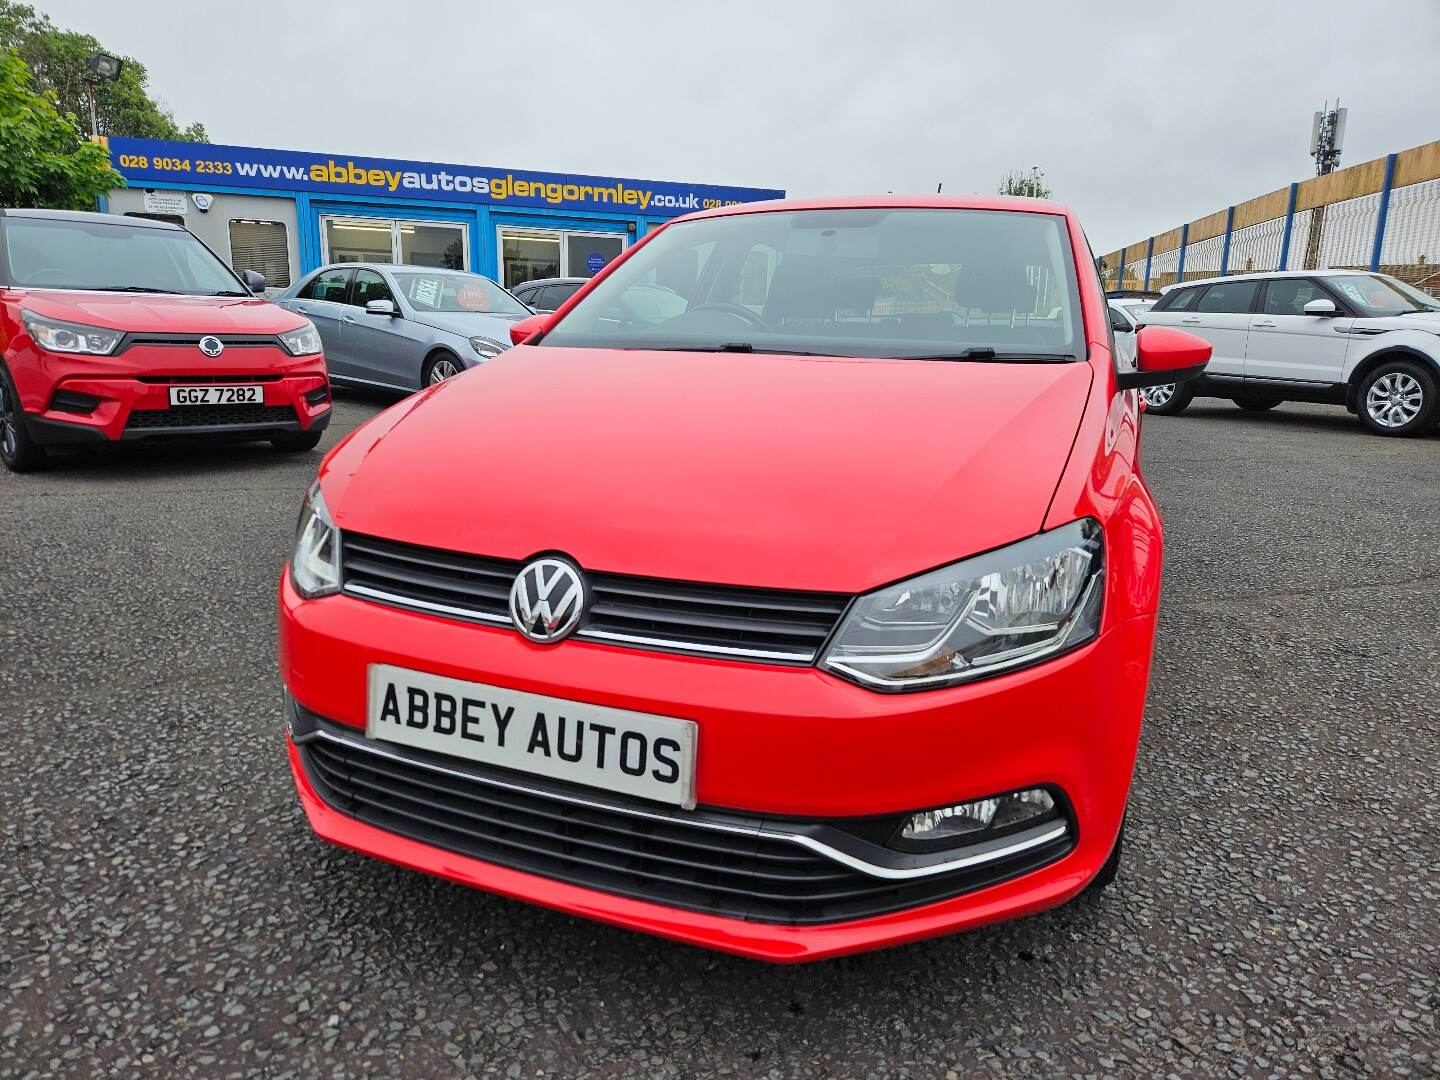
[277, 264, 533, 391]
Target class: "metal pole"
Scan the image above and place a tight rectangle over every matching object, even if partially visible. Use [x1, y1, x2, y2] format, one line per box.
[1369, 153, 1397, 273]
[1144, 237, 1154, 291]
[1277, 183, 1298, 270]
[86, 83, 99, 137]
[1220, 206, 1235, 275]
[1176, 224, 1189, 283]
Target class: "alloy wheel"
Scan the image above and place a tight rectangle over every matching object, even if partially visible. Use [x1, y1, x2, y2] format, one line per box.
[428, 359, 460, 385]
[0, 379, 16, 463]
[1365, 371, 1424, 429]
[1140, 383, 1175, 408]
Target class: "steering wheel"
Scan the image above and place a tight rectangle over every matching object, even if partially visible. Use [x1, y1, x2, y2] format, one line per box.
[687, 303, 769, 331]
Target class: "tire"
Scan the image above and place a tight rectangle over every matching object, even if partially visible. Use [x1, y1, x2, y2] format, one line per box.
[422, 351, 463, 388]
[1140, 381, 1193, 416]
[1232, 396, 1282, 412]
[1086, 817, 1125, 893]
[271, 430, 324, 452]
[1356, 358, 1440, 437]
[0, 365, 47, 473]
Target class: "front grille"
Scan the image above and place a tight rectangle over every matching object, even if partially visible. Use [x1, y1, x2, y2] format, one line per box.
[123, 334, 278, 351]
[296, 726, 1072, 925]
[125, 404, 298, 430]
[340, 533, 850, 664]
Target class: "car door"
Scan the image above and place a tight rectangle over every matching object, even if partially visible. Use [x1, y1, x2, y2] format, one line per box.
[1180, 279, 1258, 378]
[1245, 277, 1355, 385]
[339, 268, 426, 388]
[287, 267, 354, 375]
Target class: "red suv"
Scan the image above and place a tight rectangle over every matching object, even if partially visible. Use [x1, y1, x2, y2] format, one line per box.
[0, 209, 330, 472]
[279, 196, 1208, 961]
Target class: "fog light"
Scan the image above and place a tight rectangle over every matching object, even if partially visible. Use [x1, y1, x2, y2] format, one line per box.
[899, 788, 1057, 848]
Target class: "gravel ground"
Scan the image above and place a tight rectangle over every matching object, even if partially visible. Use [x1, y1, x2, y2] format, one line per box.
[2, 393, 1437, 1079]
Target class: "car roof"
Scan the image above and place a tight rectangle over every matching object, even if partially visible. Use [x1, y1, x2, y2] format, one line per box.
[1159, 268, 1378, 293]
[310, 262, 481, 276]
[515, 277, 586, 289]
[679, 193, 1073, 222]
[1, 208, 183, 230]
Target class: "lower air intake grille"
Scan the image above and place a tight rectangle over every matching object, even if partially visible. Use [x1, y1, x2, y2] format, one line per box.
[125, 404, 298, 430]
[296, 724, 1072, 925]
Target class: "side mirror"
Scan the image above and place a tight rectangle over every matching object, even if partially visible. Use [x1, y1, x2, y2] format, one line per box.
[1116, 326, 1211, 390]
[510, 312, 554, 345]
[1303, 298, 1338, 316]
[365, 299, 398, 317]
[241, 269, 266, 293]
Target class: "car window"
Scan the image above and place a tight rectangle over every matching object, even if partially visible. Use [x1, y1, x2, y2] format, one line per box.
[298, 268, 352, 303]
[1262, 278, 1323, 316]
[1159, 286, 1200, 312]
[543, 208, 1085, 360]
[1195, 280, 1258, 314]
[1323, 274, 1440, 316]
[351, 269, 394, 308]
[551, 282, 583, 307]
[525, 286, 552, 310]
[391, 271, 529, 315]
[1107, 306, 1133, 331]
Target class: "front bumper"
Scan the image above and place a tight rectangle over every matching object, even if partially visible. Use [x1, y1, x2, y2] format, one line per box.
[279, 572, 1155, 961]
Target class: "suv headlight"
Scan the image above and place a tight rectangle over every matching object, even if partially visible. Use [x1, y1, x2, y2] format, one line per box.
[21, 311, 122, 355]
[820, 519, 1104, 692]
[279, 321, 323, 356]
[291, 481, 341, 598]
[469, 335, 507, 358]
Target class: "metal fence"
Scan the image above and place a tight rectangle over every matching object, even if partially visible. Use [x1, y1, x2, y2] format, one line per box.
[1097, 139, 1440, 297]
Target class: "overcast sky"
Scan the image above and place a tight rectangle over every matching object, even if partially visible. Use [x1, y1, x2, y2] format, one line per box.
[37, 0, 1440, 252]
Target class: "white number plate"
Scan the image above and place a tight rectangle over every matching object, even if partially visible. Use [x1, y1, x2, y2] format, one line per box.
[168, 385, 263, 406]
[366, 664, 698, 808]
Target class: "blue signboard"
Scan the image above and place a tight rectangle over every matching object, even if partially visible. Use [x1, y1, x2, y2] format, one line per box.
[105, 137, 783, 218]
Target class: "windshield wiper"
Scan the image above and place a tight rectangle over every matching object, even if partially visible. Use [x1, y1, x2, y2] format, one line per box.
[82, 285, 174, 294]
[654, 342, 830, 356]
[201, 290, 253, 297]
[907, 348, 1077, 362]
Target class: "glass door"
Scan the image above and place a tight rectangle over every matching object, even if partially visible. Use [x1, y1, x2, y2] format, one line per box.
[321, 216, 469, 270]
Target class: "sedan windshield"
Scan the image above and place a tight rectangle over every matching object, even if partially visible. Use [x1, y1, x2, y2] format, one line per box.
[540, 208, 1084, 360]
[1326, 273, 1440, 316]
[2, 216, 248, 295]
[391, 271, 529, 316]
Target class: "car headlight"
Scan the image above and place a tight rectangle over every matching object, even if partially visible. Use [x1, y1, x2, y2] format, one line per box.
[469, 335, 507, 358]
[820, 519, 1104, 692]
[21, 311, 122, 355]
[291, 481, 341, 598]
[279, 321, 323, 356]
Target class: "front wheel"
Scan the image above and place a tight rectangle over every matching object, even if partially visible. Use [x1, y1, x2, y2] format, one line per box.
[1357, 359, 1439, 437]
[1140, 381, 1192, 416]
[422, 352, 463, 388]
[0, 366, 47, 473]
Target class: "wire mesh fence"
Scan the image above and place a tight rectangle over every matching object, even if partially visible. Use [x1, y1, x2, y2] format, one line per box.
[1096, 139, 1440, 296]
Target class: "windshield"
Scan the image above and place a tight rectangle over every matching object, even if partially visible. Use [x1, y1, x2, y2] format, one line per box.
[1326, 274, 1440, 316]
[2, 217, 247, 295]
[541, 208, 1084, 360]
[391, 271, 529, 316]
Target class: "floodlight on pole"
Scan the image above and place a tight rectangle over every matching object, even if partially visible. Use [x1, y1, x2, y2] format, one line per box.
[82, 53, 123, 138]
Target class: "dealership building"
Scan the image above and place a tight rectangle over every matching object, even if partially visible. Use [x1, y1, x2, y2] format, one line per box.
[99, 137, 783, 294]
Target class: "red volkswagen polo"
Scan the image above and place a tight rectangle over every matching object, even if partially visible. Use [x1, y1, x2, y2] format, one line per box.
[279, 196, 1208, 962]
[0, 209, 330, 472]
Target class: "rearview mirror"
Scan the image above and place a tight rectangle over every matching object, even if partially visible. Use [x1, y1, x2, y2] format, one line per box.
[1115, 326, 1210, 390]
[241, 269, 266, 293]
[1303, 298, 1338, 316]
[365, 299, 398, 317]
[510, 312, 554, 345]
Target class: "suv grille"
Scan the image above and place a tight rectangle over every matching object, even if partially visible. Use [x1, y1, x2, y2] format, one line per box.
[340, 533, 850, 664]
[296, 723, 1072, 925]
[126, 404, 298, 430]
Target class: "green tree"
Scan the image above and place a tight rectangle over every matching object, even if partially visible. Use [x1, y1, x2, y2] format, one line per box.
[0, 1, 206, 141]
[998, 167, 1052, 199]
[0, 48, 122, 209]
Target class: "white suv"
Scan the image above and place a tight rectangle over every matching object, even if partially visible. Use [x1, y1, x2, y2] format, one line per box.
[1138, 270, 1440, 437]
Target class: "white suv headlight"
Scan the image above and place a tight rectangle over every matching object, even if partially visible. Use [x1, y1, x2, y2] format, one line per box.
[279, 321, 323, 356]
[21, 311, 123, 355]
[820, 519, 1104, 692]
[291, 481, 341, 598]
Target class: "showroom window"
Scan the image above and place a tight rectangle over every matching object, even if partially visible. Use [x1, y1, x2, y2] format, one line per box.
[228, 219, 291, 289]
[321, 216, 468, 270]
[498, 228, 625, 289]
